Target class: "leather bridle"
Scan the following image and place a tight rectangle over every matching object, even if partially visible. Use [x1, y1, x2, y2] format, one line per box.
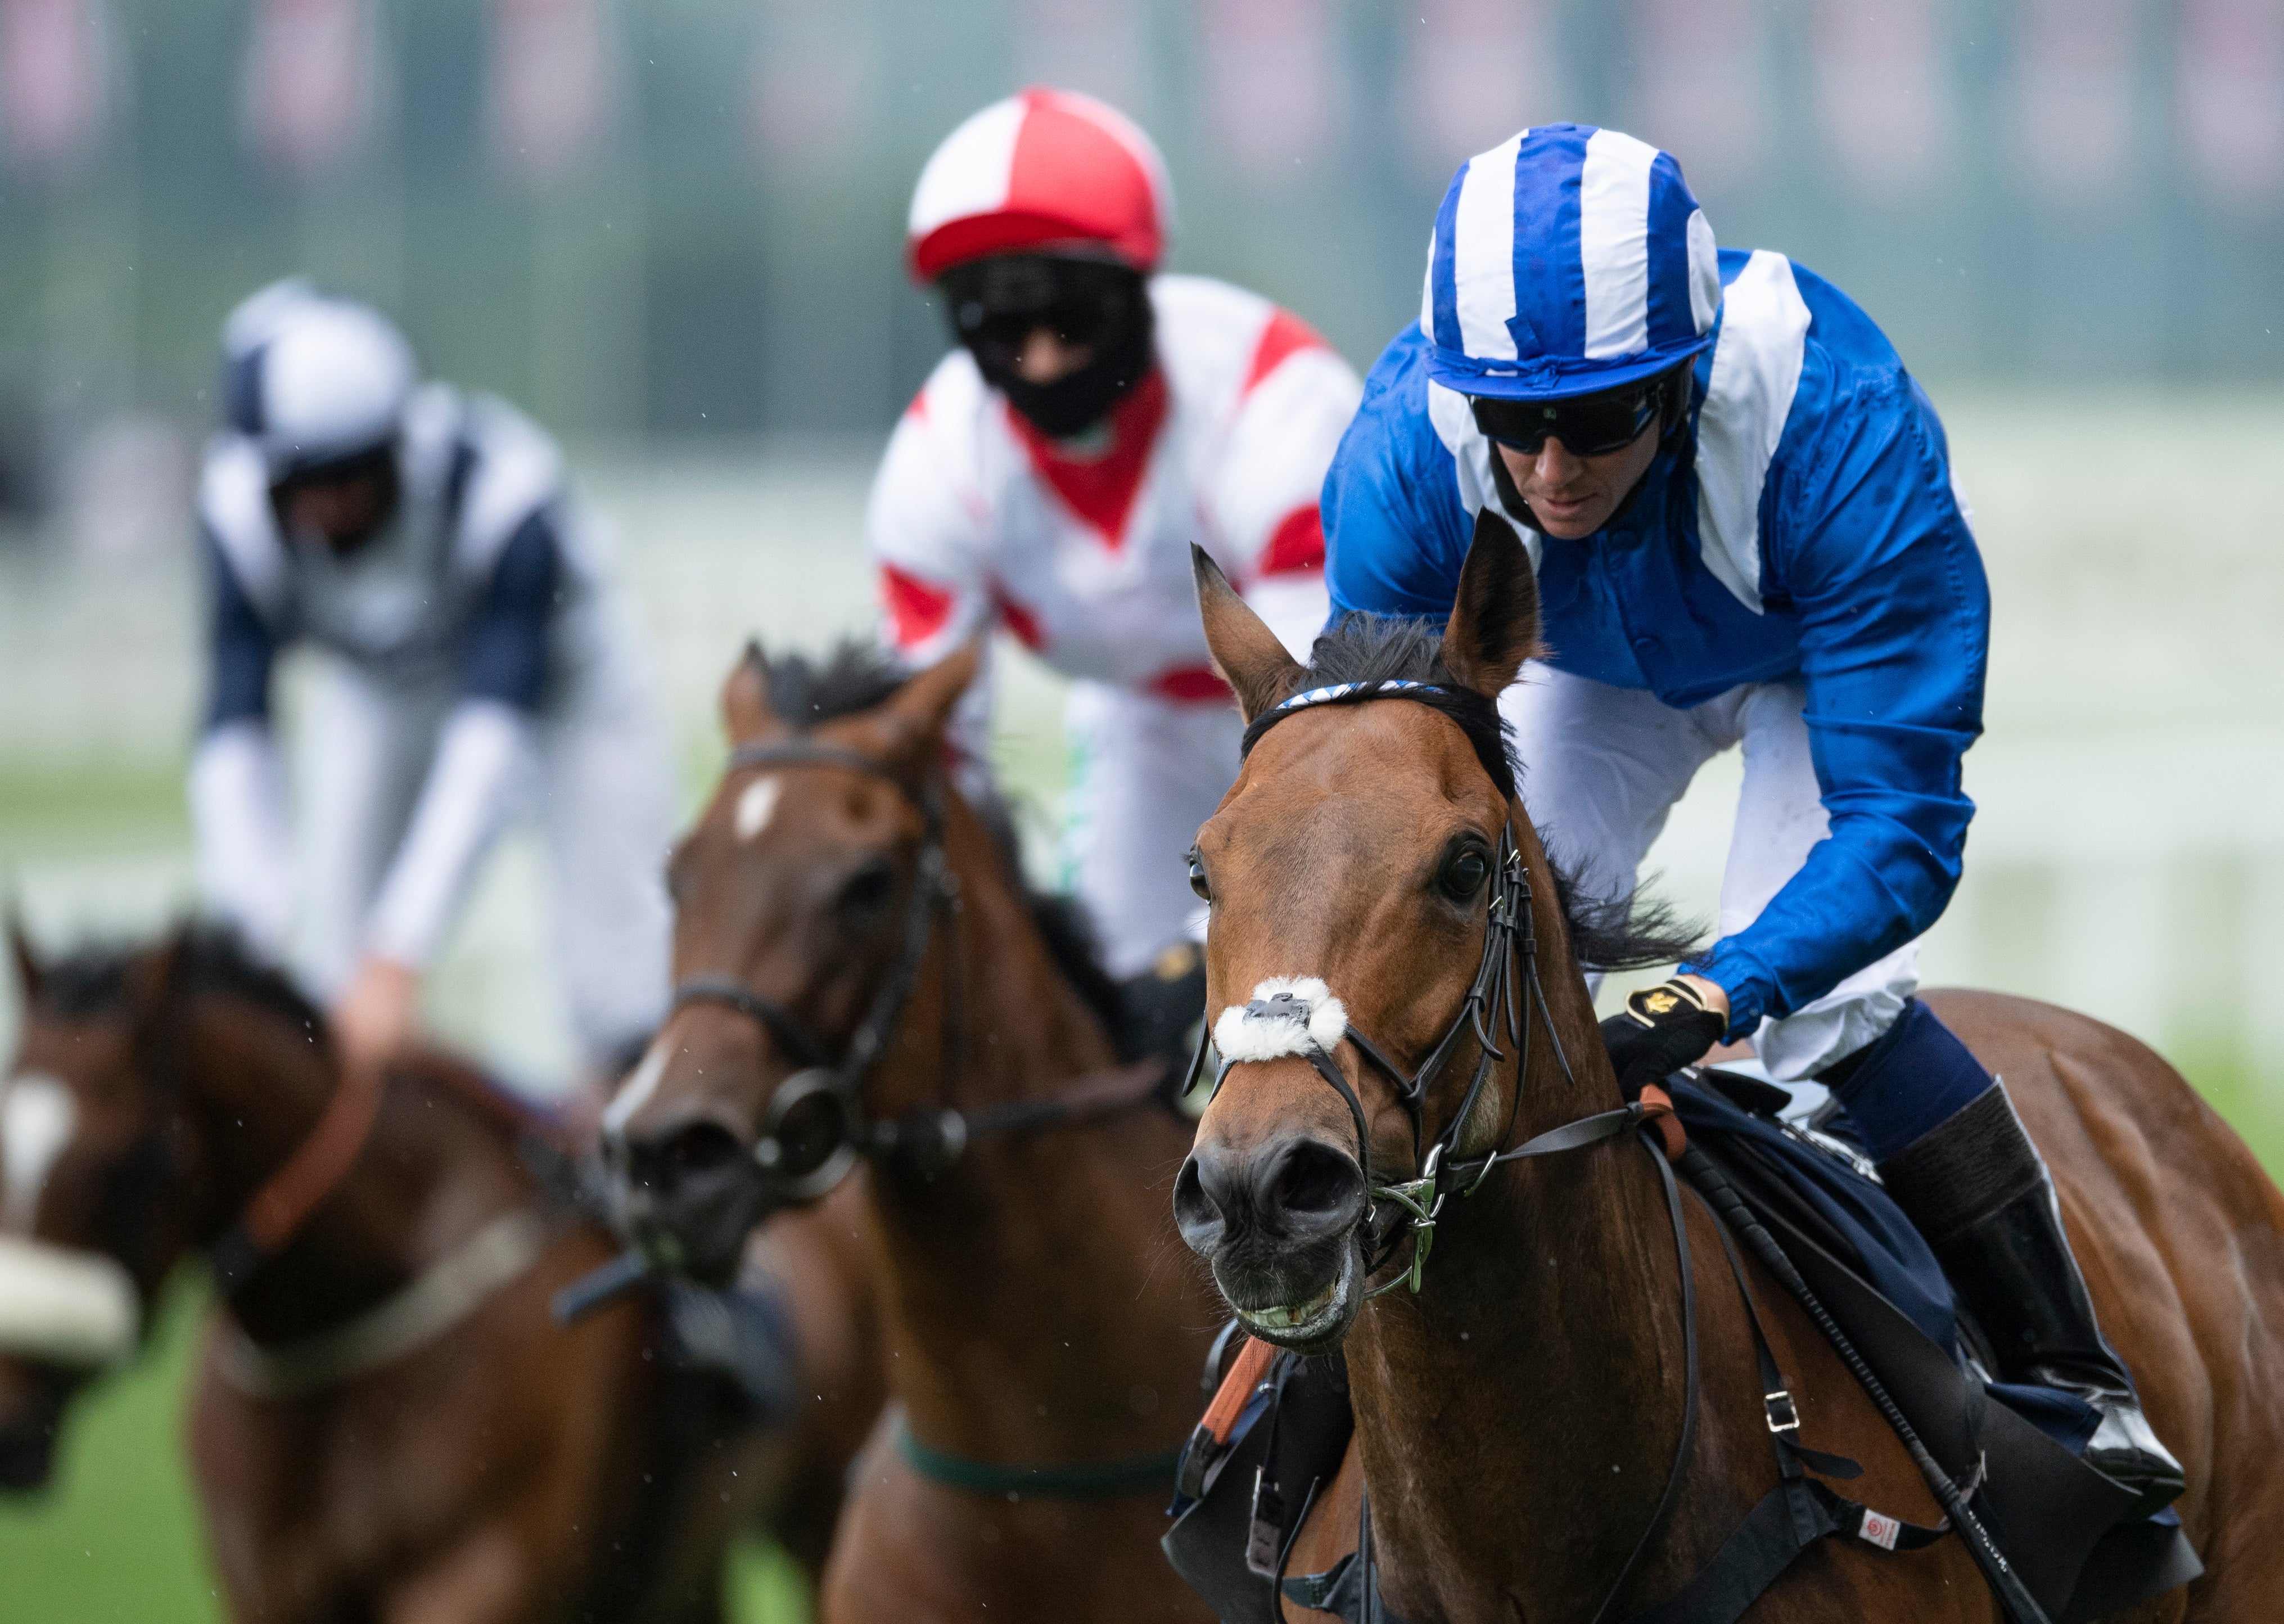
[1191, 680, 1680, 1296]
[667, 739, 1172, 1205]
[1195, 678, 1697, 1624]
[667, 739, 956, 1201]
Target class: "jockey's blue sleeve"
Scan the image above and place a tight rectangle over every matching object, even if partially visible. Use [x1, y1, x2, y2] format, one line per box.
[459, 508, 561, 711]
[202, 525, 277, 731]
[1322, 336, 1985, 1038]
[1681, 371, 1985, 1036]
[1321, 339, 1476, 621]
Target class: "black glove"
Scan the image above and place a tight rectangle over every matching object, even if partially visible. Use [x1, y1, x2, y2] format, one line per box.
[1599, 978, 1727, 1100]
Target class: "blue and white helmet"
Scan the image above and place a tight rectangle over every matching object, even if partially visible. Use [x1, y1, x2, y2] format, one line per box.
[1421, 123, 1721, 402]
[220, 288, 417, 481]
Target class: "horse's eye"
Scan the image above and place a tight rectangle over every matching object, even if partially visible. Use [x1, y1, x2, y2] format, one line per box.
[1439, 847, 1490, 901]
[838, 859, 896, 917]
[1186, 849, 1212, 902]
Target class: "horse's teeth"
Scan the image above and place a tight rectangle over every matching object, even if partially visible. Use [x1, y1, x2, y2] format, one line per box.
[1244, 1276, 1338, 1330]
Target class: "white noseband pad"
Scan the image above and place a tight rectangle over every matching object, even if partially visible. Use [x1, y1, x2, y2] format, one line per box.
[1213, 977, 1348, 1063]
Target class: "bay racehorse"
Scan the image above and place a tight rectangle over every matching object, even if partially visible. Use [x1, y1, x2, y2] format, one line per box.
[1171, 514, 2284, 1621]
[0, 926, 882, 1623]
[603, 642, 1222, 1624]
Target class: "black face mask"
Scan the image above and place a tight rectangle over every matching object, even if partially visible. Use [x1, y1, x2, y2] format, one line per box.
[937, 254, 1155, 439]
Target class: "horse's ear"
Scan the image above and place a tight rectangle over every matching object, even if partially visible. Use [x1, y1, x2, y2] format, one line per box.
[873, 638, 982, 768]
[720, 640, 787, 746]
[8, 910, 38, 1002]
[1437, 509, 1542, 700]
[1193, 545, 1303, 723]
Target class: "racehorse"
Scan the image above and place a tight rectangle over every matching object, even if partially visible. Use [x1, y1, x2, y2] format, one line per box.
[603, 642, 1221, 1624]
[0, 925, 882, 1623]
[1171, 513, 2284, 1621]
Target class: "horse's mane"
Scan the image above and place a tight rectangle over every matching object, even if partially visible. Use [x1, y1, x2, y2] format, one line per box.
[757, 641, 1126, 1034]
[32, 925, 326, 1033]
[1298, 613, 1704, 973]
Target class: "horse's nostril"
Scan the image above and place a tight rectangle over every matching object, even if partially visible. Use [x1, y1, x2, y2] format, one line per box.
[1272, 1140, 1360, 1216]
[1258, 1139, 1366, 1239]
[662, 1121, 743, 1179]
[1172, 1152, 1232, 1256]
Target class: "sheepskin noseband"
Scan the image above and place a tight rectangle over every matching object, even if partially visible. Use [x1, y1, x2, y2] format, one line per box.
[1213, 977, 1348, 1063]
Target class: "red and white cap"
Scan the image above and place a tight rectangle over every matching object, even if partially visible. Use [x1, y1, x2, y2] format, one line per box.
[906, 88, 1173, 282]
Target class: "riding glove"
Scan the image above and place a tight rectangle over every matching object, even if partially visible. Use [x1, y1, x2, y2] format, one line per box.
[1600, 978, 1727, 1100]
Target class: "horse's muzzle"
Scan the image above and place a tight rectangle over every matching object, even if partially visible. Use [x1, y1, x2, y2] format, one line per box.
[606, 1109, 775, 1287]
[1175, 1131, 1368, 1352]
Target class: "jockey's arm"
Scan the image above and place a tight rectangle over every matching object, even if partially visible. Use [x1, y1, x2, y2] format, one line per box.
[866, 402, 1001, 784]
[360, 509, 558, 977]
[1681, 375, 1988, 1039]
[1206, 322, 1360, 657]
[187, 526, 293, 962]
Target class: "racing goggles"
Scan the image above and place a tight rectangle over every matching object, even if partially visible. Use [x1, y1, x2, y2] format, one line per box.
[937, 254, 1141, 364]
[1469, 372, 1676, 458]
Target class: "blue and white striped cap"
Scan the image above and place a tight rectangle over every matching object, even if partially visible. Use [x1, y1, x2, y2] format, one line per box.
[1421, 124, 1721, 402]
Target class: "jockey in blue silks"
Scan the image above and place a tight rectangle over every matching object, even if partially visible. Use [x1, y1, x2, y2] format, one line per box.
[1320, 123, 2180, 1511]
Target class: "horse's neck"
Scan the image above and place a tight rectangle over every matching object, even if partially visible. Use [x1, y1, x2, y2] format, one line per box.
[180, 1000, 520, 1343]
[863, 802, 1204, 1460]
[1342, 822, 1700, 1612]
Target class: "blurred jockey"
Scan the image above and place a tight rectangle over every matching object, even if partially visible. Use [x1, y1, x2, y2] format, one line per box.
[871, 88, 1361, 1057]
[190, 283, 671, 1085]
[1322, 125, 2180, 1510]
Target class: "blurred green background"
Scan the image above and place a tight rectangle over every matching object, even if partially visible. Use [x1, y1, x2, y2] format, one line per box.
[7, 0, 2284, 1617]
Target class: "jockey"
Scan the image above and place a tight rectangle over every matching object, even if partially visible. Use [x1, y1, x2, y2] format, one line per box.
[1320, 125, 2181, 1510]
[189, 283, 672, 1085]
[871, 88, 1361, 1057]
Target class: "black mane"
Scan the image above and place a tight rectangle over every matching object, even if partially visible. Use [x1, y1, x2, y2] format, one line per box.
[760, 640, 911, 731]
[31, 925, 327, 1034]
[754, 639, 1125, 1032]
[1289, 613, 1704, 973]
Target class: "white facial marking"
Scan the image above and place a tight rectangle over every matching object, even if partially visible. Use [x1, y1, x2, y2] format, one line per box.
[602, 1039, 671, 1136]
[734, 778, 783, 842]
[2, 1075, 78, 1236]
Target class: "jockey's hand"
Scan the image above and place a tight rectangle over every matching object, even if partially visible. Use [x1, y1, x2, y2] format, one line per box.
[332, 955, 422, 1073]
[1600, 975, 1730, 1100]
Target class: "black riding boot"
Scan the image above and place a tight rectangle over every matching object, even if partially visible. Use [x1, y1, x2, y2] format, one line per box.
[1878, 1085, 2184, 1517]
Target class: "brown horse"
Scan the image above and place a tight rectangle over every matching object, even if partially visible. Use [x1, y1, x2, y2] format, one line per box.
[0, 925, 882, 1623]
[1171, 516, 2284, 1622]
[604, 642, 1221, 1624]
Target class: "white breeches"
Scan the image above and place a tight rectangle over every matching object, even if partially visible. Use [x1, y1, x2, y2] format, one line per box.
[1059, 680, 1243, 981]
[1500, 662, 1919, 1081]
[296, 661, 672, 1066]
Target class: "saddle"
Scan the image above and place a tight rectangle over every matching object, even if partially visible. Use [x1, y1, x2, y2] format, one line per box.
[1163, 1071, 2202, 1624]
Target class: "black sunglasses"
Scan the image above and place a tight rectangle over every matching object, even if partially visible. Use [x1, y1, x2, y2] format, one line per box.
[938, 255, 1139, 364]
[1469, 371, 1681, 458]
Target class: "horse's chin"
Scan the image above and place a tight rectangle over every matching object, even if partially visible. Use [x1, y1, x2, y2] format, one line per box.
[1222, 1241, 1362, 1356]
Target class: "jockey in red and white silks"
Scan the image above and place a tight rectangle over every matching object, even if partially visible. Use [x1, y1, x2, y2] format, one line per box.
[869, 89, 1361, 1010]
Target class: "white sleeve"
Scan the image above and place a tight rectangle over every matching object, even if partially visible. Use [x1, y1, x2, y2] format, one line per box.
[866, 400, 1000, 772]
[363, 700, 530, 969]
[187, 721, 295, 963]
[1206, 339, 1361, 660]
